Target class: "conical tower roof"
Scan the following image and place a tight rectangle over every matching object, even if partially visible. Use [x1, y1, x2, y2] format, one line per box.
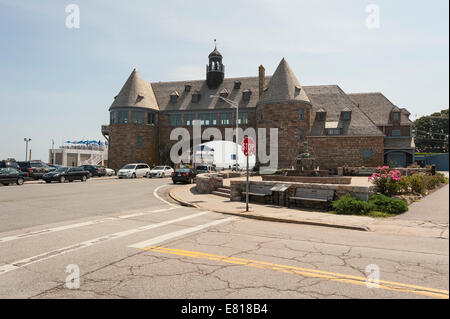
[110, 68, 159, 111]
[259, 58, 310, 105]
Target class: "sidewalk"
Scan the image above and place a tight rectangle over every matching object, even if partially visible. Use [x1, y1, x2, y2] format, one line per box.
[169, 183, 449, 239]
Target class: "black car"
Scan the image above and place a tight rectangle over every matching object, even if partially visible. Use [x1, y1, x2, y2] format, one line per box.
[17, 161, 51, 180]
[0, 160, 21, 170]
[172, 168, 197, 184]
[0, 167, 27, 186]
[79, 165, 106, 177]
[43, 167, 90, 183]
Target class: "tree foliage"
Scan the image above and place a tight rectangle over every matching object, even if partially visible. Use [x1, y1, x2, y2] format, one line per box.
[414, 109, 449, 153]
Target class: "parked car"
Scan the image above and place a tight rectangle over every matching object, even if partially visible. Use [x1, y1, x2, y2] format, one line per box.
[17, 161, 52, 180]
[117, 163, 151, 179]
[79, 165, 106, 177]
[42, 167, 90, 183]
[172, 168, 197, 184]
[148, 166, 174, 178]
[0, 160, 21, 170]
[105, 167, 115, 176]
[195, 164, 216, 174]
[231, 163, 241, 172]
[0, 167, 27, 186]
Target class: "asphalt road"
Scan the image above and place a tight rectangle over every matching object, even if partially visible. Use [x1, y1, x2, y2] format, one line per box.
[0, 177, 448, 299]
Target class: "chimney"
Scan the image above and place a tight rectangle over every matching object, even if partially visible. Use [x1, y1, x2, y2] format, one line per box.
[258, 65, 265, 97]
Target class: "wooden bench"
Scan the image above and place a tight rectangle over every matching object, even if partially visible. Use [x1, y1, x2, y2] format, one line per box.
[242, 184, 273, 204]
[288, 188, 335, 208]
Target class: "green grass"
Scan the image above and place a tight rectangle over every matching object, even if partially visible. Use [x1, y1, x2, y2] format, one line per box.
[327, 211, 396, 218]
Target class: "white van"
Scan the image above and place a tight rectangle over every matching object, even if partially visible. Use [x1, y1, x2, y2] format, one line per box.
[117, 163, 151, 179]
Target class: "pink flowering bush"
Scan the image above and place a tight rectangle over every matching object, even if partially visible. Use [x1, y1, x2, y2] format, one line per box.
[369, 166, 403, 196]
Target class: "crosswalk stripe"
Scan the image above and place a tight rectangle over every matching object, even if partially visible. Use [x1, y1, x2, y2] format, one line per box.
[0, 211, 210, 276]
[128, 217, 237, 249]
[0, 207, 176, 244]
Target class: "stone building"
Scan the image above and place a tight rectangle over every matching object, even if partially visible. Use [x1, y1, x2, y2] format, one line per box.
[103, 46, 414, 170]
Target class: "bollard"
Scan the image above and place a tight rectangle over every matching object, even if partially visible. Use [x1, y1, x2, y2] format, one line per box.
[431, 164, 436, 176]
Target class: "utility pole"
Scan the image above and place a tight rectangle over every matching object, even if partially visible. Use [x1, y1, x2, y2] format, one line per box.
[52, 139, 56, 164]
[24, 138, 31, 161]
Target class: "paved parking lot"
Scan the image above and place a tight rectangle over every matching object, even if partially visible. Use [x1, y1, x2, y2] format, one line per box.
[0, 177, 448, 299]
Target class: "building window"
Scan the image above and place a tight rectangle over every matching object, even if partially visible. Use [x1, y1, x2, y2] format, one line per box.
[131, 111, 145, 124]
[317, 112, 326, 121]
[298, 109, 304, 120]
[363, 149, 374, 159]
[170, 95, 177, 103]
[147, 113, 155, 124]
[327, 128, 341, 135]
[243, 90, 251, 101]
[199, 113, 217, 126]
[238, 112, 248, 125]
[184, 113, 196, 126]
[110, 112, 116, 124]
[392, 129, 401, 136]
[184, 84, 191, 92]
[393, 112, 400, 121]
[169, 114, 182, 126]
[192, 91, 200, 102]
[118, 111, 129, 124]
[136, 136, 143, 148]
[298, 130, 303, 141]
[220, 113, 232, 125]
[259, 110, 263, 122]
[342, 112, 351, 120]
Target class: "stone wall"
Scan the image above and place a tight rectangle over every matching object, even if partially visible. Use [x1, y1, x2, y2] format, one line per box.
[308, 136, 384, 170]
[261, 175, 352, 185]
[230, 180, 375, 203]
[196, 174, 223, 194]
[108, 123, 158, 170]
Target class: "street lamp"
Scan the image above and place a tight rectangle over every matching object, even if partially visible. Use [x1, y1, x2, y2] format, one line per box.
[24, 138, 31, 161]
[210, 95, 239, 169]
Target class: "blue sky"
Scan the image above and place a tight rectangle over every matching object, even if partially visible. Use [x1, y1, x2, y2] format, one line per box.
[0, 0, 448, 162]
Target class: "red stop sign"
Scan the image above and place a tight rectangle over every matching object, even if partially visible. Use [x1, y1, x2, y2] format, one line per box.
[242, 137, 255, 157]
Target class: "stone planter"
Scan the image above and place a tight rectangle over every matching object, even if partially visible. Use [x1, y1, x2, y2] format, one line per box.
[195, 174, 223, 194]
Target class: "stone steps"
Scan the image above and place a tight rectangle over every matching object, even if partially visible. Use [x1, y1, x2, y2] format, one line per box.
[212, 190, 230, 198]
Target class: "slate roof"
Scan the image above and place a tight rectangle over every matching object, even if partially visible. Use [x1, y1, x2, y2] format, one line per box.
[151, 76, 271, 112]
[110, 69, 158, 111]
[384, 137, 415, 150]
[304, 85, 383, 136]
[258, 58, 310, 105]
[348, 93, 413, 126]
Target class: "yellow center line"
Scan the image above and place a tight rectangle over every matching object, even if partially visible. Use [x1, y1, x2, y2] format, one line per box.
[141, 246, 449, 299]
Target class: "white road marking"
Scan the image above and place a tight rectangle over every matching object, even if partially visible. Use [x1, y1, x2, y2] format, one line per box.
[153, 184, 177, 207]
[128, 217, 237, 249]
[0, 211, 210, 276]
[0, 207, 176, 244]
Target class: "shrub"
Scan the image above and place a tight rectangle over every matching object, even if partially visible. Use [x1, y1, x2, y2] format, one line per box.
[404, 174, 427, 195]
[332, 195, 373, 215]
[398, 178, 411, 194]
[368, 194, 408, 215]
[369, 166, 403, 196]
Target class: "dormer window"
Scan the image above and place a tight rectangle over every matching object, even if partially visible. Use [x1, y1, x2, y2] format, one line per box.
[170, 91, 179, 103]
[184, 84, 191, 92]
[234, 81, 241, 89]
[192, 91, 201, 103]
[242, 89, 251, 101]
[393, 112, 400, 121]
[317, 110, 326, 121]
[295, 85, 302, 97]
[219, 89, 228, 98]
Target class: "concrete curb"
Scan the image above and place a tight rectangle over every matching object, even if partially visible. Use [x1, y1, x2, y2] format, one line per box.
[168, 187, 369, 232]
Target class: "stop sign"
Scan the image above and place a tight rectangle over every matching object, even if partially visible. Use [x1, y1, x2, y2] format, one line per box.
[242, 137, 255, 157]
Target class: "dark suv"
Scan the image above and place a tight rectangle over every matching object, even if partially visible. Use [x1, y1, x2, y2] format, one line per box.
[79, 165, 107, 177]
[0, 160, 21, 170]
[17, 161, 52, 180]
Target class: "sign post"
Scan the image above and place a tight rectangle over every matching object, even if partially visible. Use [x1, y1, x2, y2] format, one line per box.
[242, 137, 255, 212]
